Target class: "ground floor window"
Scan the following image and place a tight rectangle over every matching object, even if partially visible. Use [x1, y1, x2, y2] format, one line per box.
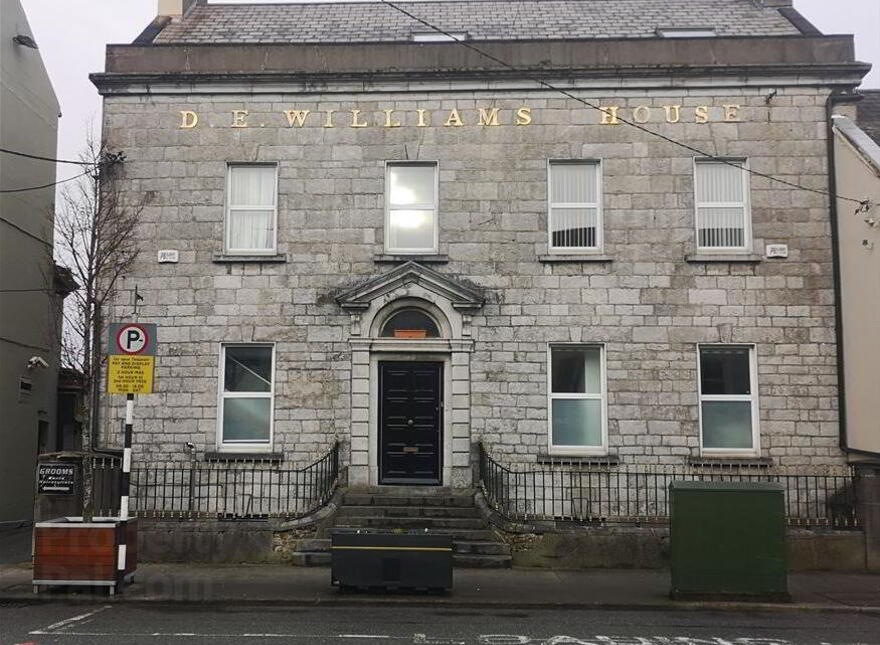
[698, 344, 759, 454]
[549, 345, 606, 454]
[218, 344, 274, 448]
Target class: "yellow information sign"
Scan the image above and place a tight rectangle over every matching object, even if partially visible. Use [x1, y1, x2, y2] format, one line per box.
[107, 355, 154, 394]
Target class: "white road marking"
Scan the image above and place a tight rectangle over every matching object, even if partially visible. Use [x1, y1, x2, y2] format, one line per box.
[30, 605, 112, 634]
[20, 629, 835, 645]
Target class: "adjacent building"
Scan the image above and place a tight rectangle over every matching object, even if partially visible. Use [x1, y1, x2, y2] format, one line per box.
[92, 0, 872, 493]
[832, 90, 880, 458]
[0, 0, 68, 526]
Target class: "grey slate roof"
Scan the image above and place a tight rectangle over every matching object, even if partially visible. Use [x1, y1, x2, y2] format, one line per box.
[857, 90, 880, 146]
[153, 0, 802, 45]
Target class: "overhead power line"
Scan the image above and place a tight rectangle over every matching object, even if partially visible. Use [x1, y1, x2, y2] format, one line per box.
[0, 147, 100, 166]
[0, 169, 91, 194]
[377, 0, 869, 208]
[0, 287, 59, 293]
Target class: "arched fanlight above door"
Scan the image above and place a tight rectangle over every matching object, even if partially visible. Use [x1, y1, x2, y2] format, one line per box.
[380, 308, 441, 339]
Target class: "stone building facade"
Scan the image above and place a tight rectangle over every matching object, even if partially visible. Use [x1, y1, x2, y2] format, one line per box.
[92, 0, 871, 489]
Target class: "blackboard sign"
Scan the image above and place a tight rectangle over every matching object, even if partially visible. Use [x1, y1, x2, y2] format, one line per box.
[38, 463, 76, 495]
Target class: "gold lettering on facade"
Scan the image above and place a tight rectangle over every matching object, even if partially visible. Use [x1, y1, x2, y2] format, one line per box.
[478, 107, 501, 126]
[632, 105, 650, 124]
[695, 106, 710, 124]
[600, 106, 620, 125]
[174, 102, 749, 130]
[664, 105, 682, 124]
[444, 109, 463, 127]
[350, 109, 368, 128]
[231, 110, 249, 128]
[179, 110, 198, 129]
[284, 110, 310, 127]
[383, 109, 402, 128]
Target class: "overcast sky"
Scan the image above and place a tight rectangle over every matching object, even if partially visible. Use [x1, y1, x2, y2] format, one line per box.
[18, 0, 880, 184]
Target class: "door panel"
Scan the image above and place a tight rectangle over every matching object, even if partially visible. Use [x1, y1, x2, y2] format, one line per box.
[379, 361, 442, 484]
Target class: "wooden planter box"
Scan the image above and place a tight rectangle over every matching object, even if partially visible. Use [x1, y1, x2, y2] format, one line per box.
[33, 517, 137, 594]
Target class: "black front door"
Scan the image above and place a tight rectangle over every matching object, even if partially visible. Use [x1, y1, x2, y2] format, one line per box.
[379, 361, 442, 484]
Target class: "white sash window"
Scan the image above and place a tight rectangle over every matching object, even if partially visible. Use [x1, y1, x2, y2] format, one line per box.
[549, 345, 607, 455]
[218, 344, 274, 449]
[698, 345, 760, 455]
[226, 164, 277, 254]
[385, 162, 439, 254]
[548, 160, 602, 252]
[694, 159, 751, 252]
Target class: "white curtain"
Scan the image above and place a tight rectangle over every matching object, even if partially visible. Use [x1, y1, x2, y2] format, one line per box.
[228, 166, 275, 251]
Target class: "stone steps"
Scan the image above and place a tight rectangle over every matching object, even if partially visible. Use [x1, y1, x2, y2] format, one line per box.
[290, 538, 511, 557]
[287, 487, 512, 569]
[336, 505, 482, 519]
[342, 494, 475, 508]
[288, 551, 512, 569]
[335, 516, 488, 530]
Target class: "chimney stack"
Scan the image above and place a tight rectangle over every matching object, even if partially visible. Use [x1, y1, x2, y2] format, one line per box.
[158, 0, 204, 22]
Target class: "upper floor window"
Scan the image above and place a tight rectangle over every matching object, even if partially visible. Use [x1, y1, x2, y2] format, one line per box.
[226, 164, 277, 255]
[694, 159, 751, 252]
[412, 32, 467, 42]
[698, 345, 759, 455]
[218, 344, 275, 449]
[657, 28, 716, 38]
[549, 345, 607, 455]
[385, 162, 438, 254]
[548, 160, 602, 252]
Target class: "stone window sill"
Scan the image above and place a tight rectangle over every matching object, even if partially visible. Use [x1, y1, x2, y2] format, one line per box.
[685, 253, 762, 264]
[537, 454, 620, 466]
[688, 455, 773, 468]
[374, 254, 449, 264]
[204, 451, 284, 463]
[212, 253, 287, 264]
[538, 254, 613, 264]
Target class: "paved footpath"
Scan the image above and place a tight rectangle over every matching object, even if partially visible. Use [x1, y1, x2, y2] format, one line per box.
[2, 563, 880, 613]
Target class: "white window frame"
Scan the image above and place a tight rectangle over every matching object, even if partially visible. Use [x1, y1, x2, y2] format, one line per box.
[547, 159, 604, 254]
[384, 161, 439, 255]
[697, 344, 761, 457]
[224, 163, 279, 255]
[216, 343, 276, 452]
[693, 158, 752, 253]
[547, 344, 608, 456]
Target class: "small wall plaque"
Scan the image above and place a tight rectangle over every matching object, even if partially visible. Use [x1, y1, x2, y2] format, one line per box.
[765, 244, 789, 259]
[158, 249, 179, 263]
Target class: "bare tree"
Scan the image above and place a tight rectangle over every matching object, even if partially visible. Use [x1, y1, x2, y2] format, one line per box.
[54, 137, 145, 520]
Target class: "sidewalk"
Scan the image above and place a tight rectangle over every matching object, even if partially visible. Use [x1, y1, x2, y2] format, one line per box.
[2, 562, 879, 612]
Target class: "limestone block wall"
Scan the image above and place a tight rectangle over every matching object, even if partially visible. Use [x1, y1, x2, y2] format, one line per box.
[99, 84, 840, 469]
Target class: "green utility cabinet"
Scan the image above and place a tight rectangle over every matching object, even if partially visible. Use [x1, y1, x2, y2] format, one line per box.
[669, 481, 789, 601]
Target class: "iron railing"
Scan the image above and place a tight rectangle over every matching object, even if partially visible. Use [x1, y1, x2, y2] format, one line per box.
[478, 443, 860, 530]
[92, 442, 339, 520]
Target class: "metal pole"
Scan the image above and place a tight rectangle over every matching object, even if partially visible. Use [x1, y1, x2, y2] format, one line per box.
[117, 392, 134, 590]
